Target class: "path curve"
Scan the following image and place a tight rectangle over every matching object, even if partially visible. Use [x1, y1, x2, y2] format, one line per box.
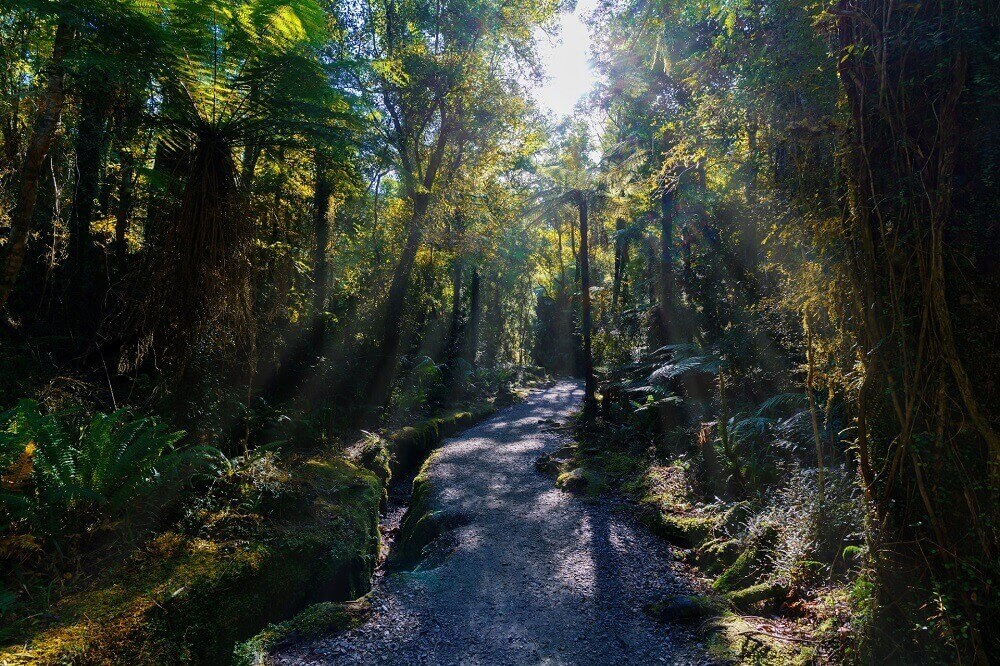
[274, 381, 710, 665]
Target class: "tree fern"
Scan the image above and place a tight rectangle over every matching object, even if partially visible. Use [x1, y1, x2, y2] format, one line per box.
[649, 355, 721, 384]
[755, 393, 809, 417]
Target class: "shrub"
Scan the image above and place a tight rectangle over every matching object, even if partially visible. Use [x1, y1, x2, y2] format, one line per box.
[0, 399, 217, 548]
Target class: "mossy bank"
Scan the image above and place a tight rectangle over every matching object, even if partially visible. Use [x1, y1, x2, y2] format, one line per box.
[0, 405, 494, 665]
[0, 453, 381, 665]
[546, 436, 853, 665]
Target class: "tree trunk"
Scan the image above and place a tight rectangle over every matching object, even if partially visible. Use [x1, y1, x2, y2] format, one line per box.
[481, 277, 501, 368]
[447, 256, 463, 357]
[310, 160, 331, 352]
[682, 222, 693, 313]
[67, 82, 113, 333]
[365, 196, 429, 412]
[837, 1, 992, 658]
[611, 217, 624, 319]
[241, 143, 263, 192]
[717, 368, 744, 487]
[144, 140, 181, 254]
[804, 313, 825, 507]
[114, 154, 135, 271]
[434, 255, 465, 405]
[68, 84, 111, 282]
[658, 184, 676, 344]
[464, 268, 481, 367]
[556, 218, 567, 288]
[578, 192, 597, 417]
[0, 23, 75, 311]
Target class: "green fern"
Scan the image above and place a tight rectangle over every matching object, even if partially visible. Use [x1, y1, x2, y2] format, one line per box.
[754, 392, 809, 417]
[0, 401, 217, 540]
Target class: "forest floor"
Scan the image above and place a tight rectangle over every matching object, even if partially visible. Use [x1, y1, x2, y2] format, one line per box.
[271, 381, 714, 665]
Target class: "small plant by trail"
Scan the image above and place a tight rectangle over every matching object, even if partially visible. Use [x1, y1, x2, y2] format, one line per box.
[0, 400, 218, 554]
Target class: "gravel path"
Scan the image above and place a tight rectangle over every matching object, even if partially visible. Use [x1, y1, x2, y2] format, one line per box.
[274, 381, 711, 665]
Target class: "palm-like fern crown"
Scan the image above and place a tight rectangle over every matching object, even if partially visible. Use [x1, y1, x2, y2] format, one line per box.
[158, 0, 358, 154]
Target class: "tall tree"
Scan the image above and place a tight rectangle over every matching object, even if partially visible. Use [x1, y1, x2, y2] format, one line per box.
[346, 0, 559, 413]
[575, 190, 596, 416]
[135, 0, 356, 374]
[0, 22, 74, 311]
[838, 0, 998, 657]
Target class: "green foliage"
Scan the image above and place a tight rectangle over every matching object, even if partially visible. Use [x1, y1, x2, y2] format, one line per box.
[233, 599, 371, 665]
[0, 452, 382, 664]
[713, 541, 765, 594]
[0, 400, 214, 544]
[0, 0, 994, 659]
[649, 344, 723, 386]
[394, 356, 446, 416]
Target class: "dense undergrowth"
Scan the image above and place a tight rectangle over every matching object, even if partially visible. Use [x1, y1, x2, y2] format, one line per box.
[0, 384, 508, 663]
[1, 0, 559, 658]
[540, 363, 876, 664]
[553, 432, 862, 665]
[0, 319, 526, 663]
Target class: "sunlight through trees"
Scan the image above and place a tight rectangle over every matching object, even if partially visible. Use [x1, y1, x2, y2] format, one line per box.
[1, 0, 997, 662]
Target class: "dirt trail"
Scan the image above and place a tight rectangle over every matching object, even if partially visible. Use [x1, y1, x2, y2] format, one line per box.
[273, 381, 711, 665]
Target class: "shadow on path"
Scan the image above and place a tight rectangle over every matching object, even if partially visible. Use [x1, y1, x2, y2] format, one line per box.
[274, 381, 710, 665]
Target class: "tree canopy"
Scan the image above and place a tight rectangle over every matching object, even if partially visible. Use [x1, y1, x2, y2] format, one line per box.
[1, 0, 997, 662]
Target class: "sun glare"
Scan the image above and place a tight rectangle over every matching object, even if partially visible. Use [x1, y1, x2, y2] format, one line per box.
[533, 0, 597, 118]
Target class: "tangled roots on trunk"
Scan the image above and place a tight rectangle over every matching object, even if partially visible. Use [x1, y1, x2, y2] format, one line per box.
[136, 123, 255, 378]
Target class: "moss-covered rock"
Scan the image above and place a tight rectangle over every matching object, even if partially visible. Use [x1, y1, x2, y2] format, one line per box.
[357, 436, 393, 511]
[712, 526, 776, 594]
[725, 582, 789, 609]
[392, 452, 450, 566]
[640, 509, 716, 547]
[0, 455, 382, 665]
[717, 500, 753, 534]
[556, 467, 588, 492]
[556, 466, 608, 495]
[232, 599, 371, 666]
[713, 545, 759, 594]
[696, 538, 742, 574]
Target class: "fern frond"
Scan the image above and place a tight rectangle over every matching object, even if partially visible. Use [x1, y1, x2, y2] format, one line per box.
[649, 355, 720, 384]
[755, 393, 809, 417]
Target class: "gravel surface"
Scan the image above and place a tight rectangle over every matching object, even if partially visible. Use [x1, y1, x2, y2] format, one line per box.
[274, 381, 712, 665]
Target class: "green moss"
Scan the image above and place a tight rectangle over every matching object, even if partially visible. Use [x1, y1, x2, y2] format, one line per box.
[712, 525, 777, 594]
[697, 538, 741, 575]
[393, 452, 445, 566]
[594, 451, 644, 482]
[725, 582, 788, 608]
[233, 599, 370, 666]
[386, 404, 493, 479]
[556, 467, 605, 494]
[706, 614, 817, 666]
[717, 501, 753, 533]
[790, 559, 824, 585]
[641, 510, 716, 547]
[0, 455, 382, 665]
[713, 544, 760, 593]
[357, 436, 392, 510]
[1, 404, 497, 665]
[632, 463, 696, 513]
